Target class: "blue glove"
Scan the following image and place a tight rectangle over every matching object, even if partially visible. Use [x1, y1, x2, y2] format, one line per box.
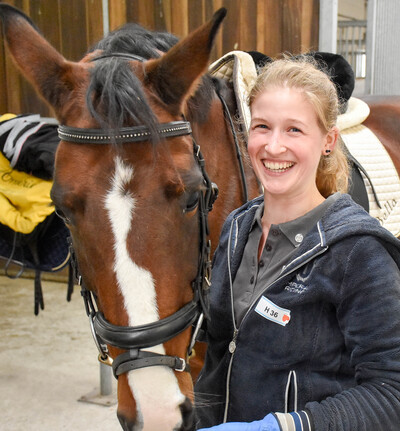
[197, 413, 280, 431]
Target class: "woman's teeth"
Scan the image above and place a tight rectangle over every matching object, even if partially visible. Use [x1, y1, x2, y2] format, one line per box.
[263, 161, 294, 172]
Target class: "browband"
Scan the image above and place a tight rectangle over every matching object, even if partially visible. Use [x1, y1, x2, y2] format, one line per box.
[90, 52, 146, 63]
[58, 120, 192, 144]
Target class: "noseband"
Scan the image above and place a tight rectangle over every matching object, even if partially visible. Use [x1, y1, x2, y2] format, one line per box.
[60, 115, 216, 378]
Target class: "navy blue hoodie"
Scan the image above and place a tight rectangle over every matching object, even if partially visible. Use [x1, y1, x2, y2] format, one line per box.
[195, 194, 400, 430]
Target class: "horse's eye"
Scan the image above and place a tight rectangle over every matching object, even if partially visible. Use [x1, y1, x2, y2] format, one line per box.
[55, 207, 71, 225]
[183, 191, 200, 214]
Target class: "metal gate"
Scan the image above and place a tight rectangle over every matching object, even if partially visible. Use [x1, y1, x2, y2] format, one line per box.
[337, 20, 367, 78]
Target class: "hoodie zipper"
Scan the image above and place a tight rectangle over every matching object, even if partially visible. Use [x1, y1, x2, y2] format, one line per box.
[223, 221, 240, 422]
[222, 219, 328, 422]
[222, 327, 238, 422]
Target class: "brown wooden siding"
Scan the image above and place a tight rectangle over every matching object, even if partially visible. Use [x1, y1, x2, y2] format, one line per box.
[0, 0, 319, 117]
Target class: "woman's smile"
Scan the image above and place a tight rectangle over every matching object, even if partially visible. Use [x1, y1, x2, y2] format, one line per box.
[262, 160, 295, 173]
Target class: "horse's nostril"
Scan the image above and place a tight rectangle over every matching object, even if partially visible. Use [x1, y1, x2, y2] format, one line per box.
[180, 397, 195, 431]
[117, 412, 138, 431]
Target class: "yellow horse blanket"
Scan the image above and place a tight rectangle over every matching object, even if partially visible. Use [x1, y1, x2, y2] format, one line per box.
[0, 114, 54, 233]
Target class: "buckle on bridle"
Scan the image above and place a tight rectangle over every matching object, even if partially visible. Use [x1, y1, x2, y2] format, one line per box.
[88, 311, 112, 365]
[175, 357, 187, 372]
[98, 353, 113, 366]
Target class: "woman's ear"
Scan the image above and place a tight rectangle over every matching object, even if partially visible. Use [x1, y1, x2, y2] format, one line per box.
[323, 126, 339, 154]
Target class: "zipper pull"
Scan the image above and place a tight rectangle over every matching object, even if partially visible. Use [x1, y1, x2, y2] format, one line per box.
[228, 329, 238, 354]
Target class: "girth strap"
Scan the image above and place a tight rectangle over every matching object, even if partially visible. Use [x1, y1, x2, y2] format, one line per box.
[93, 300, 200, 350]
[112, 349, 189, 378]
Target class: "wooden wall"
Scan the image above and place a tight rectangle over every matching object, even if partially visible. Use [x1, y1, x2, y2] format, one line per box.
[0, 0, 319, 117]
[0, 0, 103, 116]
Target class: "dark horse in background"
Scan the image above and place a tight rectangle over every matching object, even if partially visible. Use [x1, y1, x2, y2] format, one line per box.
[2, 4, 400, 431]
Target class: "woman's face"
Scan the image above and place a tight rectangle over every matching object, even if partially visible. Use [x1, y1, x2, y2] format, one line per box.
[248, 86, 337, 202]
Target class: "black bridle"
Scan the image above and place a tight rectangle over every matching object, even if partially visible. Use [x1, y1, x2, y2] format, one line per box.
[60, 118, 217, 378]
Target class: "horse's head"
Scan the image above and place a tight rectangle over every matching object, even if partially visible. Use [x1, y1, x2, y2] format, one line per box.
[0, 5, 226, 429]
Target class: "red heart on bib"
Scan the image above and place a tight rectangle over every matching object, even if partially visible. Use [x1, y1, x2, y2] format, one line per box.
[282, 314, 290, 322]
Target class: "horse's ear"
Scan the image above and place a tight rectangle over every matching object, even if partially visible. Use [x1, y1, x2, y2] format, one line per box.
[144, 8, 227, 114]
[0, 4, 78, 115]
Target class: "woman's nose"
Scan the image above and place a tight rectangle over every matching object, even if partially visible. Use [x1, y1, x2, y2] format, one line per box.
[265, 133, 286, 154]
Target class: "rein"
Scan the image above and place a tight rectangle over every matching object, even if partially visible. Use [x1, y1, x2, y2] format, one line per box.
[61, 117, 215, 378]
[215, 87, 249, 202]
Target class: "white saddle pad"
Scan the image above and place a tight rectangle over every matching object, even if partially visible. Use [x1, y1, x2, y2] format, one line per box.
[339, 98, 400, 237]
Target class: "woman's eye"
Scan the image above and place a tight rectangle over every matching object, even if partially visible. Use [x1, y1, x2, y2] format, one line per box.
[183, 191, 200, 213]
[289, 127, 301, 133]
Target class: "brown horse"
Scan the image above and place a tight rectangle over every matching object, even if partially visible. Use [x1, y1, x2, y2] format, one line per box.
[0, 4, 260, 431]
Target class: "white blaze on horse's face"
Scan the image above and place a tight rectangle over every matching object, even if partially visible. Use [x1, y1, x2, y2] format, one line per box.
[105, 156, 186, 430]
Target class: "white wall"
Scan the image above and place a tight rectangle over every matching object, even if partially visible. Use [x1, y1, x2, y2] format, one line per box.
[365, 0, 400, 95]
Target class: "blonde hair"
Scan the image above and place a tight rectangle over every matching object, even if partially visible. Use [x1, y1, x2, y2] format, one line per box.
[249, 55, 349, 197]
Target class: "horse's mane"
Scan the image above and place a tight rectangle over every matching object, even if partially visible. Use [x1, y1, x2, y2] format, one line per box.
[86, 23, 215, 138]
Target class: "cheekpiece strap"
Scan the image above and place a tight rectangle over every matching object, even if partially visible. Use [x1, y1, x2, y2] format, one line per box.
[58, 121, 192, 144]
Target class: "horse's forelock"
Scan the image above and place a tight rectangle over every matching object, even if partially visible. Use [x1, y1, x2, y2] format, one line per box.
[86, 59, 159, 140]
[84, 23, 179, 140]
[85, 23, 216, 137]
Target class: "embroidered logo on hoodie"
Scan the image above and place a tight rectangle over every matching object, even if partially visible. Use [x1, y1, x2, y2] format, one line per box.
[285, 281, 308, 294]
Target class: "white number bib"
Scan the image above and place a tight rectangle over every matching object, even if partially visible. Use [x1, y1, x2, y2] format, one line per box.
[255, 296, 291, 326]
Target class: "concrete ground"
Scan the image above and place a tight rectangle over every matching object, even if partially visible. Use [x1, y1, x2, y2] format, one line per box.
[0, 274, 122, 430]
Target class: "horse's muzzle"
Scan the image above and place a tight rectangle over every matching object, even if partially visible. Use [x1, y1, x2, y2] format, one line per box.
[117, 397, 195, 431]
[179, 397, 195, 431]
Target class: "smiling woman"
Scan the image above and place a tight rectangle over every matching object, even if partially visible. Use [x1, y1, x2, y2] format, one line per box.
[195, 56, 400, 431]
[246, 57, 349, 255]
